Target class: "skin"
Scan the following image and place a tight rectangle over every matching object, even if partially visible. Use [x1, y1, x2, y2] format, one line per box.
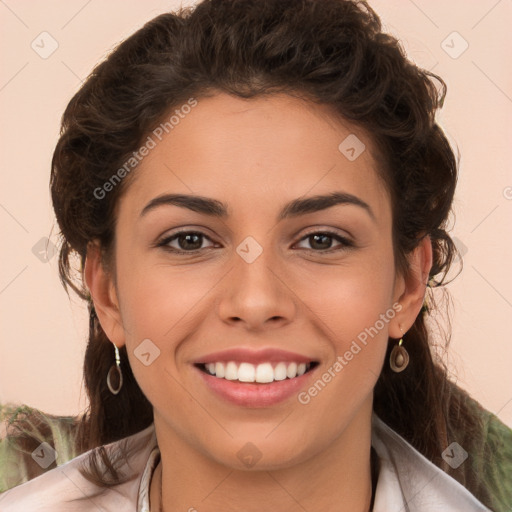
[85, 93, 432, 512]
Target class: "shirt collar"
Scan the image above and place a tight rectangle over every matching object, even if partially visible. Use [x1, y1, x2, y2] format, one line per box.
[371, 412, 490, 511]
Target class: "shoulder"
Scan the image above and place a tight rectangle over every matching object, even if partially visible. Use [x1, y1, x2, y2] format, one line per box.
[463, 397, 512, 512]
[0, 422, 157, 512]
[371, 413, 492, 511]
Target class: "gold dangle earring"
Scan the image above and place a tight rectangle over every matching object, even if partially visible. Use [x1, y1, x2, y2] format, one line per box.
[389, 325, 409, 373]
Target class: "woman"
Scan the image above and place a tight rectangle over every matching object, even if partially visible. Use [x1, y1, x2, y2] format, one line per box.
[0, 0, 510, 510]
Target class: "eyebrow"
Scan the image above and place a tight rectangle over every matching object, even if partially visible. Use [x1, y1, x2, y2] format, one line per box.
[139, 191, 375, 222]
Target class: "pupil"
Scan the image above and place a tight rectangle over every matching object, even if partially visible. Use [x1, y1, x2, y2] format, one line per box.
[180, 233, 201, 250]
[311, 234, 331, 250]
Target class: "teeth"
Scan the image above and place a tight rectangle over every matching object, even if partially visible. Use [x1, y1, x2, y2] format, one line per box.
[215, 362, 225, 378]
[274, 362, 288, 381]
[225, 361, 238, 380]
[238, 362, 256, 382]
[202, 361, 313, 383]
[255, 362, 274, 383]
[286, 362, 297, 378]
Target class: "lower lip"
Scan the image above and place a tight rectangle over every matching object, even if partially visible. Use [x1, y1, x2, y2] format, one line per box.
[195, 365, 317, 407]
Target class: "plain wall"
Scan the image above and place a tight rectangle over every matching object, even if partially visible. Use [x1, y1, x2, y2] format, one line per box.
[0, 0, 511, 427]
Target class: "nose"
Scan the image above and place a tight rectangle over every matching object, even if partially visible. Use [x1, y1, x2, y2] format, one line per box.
[217, 247, 297, 331]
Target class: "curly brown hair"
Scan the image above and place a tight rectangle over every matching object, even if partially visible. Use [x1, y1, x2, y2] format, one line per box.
[44, 0, 497, 507]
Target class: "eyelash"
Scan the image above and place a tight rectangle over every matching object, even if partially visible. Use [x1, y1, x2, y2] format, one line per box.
[156, 229, 354, 255]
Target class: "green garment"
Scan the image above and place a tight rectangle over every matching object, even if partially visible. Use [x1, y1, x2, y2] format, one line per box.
[1, 400, 511, 511]
[454, 397, 512, 512]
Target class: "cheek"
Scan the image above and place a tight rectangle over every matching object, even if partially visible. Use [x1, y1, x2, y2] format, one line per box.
[295, 253, 396, 337]
[115, 250, 219, 362]
[115, 258, 222, 447]
[115, 260, 210, 410]
[293, 253, 395, 395]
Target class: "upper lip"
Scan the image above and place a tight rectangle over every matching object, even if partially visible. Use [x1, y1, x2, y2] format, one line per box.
[193, 348, 318, 365]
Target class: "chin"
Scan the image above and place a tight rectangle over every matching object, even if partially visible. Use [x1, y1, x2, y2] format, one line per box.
[206, 434, 318, 472]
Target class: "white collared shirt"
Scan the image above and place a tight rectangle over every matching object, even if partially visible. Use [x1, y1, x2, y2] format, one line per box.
[0, 413, 492, 511]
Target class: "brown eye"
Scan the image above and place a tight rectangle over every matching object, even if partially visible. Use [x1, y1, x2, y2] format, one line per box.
[158, 231, 215, 253]
[295, 231, 353, 252]
[309, 234, 334, 250]
[176, 233, 203, 250]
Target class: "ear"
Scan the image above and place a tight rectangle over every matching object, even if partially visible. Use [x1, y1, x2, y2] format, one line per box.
[389, 235, 432, 338]
[84, 240, 126, 348]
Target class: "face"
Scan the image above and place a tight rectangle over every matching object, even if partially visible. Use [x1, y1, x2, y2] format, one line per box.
[90, 92, 413, 470]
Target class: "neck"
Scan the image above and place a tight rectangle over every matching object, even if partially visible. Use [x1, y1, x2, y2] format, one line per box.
[150, 406, 375, 512]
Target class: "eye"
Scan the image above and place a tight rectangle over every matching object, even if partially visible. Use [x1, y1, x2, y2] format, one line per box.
[157, 230, 216, 253]
[156, 229, 354, 255]
[295, 231, 353, 252]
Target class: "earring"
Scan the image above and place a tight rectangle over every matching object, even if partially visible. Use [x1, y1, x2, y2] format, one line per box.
[107, 344, 123, 395]
[389, 326, 409, 373]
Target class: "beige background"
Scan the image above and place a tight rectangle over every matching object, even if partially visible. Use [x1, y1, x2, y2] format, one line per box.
[0, 0, 511, 427]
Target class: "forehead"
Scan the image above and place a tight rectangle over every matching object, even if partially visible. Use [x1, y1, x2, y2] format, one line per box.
[118, 93, 391, 224]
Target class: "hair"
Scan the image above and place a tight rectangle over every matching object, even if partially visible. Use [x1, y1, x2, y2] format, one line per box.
[28, 0, 496, 507]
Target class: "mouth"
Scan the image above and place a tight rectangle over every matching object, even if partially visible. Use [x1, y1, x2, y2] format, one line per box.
[193, 358, 320, 407]
[194, 360, 320, 383]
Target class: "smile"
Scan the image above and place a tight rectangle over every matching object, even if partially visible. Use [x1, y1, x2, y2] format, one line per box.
[197, 361, 318, 383]
[192, 347, 320, 406]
